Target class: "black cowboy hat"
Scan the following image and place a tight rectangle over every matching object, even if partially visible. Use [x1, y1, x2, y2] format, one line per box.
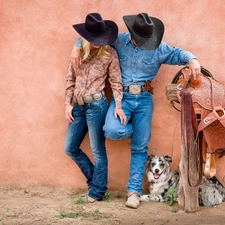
[123, 13, 164, 50]
[73, 13, 118, 46]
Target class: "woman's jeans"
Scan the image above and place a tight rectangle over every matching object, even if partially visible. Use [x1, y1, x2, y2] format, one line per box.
[103, 91, 154, 196]
[65, 97, 108, 200]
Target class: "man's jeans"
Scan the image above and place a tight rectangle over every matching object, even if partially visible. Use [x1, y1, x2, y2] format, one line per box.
[65, 97, 108, 200]
[103, 91, 154, 195]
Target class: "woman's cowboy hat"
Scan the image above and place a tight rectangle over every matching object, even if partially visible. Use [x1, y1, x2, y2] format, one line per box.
[123, 13, 164, 50]
[73, 13, 118, 46]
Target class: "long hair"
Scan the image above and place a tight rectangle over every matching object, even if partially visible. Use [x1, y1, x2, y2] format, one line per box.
[81, 38, 110, 61]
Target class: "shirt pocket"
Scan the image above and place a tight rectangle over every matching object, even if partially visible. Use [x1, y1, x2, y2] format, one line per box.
[119, 55, 128, 72]
[142, 57, 156, 73]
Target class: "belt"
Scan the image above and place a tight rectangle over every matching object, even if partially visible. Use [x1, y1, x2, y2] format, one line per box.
[123, 82, 153, 95]
[73, 91, 105, 105]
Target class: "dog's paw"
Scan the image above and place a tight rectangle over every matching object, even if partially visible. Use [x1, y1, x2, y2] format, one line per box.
[139, 195, 150, 202]
[140, 194, 163, 202]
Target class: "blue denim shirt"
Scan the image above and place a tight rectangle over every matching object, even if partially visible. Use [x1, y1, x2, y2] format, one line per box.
[75, 32, 197, 86]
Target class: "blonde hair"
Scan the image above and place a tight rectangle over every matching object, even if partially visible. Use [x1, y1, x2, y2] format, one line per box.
[81, 38, 110, 61]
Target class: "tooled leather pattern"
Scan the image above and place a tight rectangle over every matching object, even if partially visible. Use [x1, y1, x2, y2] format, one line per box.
[186, 77, 225, 110]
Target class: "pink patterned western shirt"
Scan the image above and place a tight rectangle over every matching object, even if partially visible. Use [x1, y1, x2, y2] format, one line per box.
[65, 46, 123, 108]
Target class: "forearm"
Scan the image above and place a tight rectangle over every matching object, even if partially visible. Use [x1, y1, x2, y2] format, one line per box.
[159, 42, 197, 65]
[65, 63, 75, 105]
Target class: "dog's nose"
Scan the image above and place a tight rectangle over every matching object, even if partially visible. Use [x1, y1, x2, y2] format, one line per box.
[155, 169, 159, 174]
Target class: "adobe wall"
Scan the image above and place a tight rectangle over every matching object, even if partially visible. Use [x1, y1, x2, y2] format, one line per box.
[1, 0, 225, 191]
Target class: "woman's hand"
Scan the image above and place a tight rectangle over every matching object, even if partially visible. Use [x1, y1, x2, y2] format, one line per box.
[65, 104, 74, 122]
[114, 108, 126, 125]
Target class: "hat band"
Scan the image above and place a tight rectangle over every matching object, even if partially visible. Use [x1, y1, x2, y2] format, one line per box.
[85, 28, 107, 37]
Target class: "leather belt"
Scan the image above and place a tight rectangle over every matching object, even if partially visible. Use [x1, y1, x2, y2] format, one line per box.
[73, 91, 105, 105]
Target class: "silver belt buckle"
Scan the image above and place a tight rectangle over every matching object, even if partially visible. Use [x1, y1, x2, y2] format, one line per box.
[83, 95, 93, 103]
[93, 92, 103, 100]
[129, 84, 141, 94]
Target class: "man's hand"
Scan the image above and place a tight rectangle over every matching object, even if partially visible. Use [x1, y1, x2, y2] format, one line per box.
[65, 104, 74, 122]
[70, 46, 82, 69]
[114, 108, 126, 125]
[189, 58, 201, 80]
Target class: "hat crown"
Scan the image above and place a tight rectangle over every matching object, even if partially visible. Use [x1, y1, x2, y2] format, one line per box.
[85, 13, 106, 35]
[133, 13, 154, 38]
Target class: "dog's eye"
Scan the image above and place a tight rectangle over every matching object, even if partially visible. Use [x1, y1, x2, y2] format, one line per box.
[160, 163, 165, 168]
[150, 163, 155, 167]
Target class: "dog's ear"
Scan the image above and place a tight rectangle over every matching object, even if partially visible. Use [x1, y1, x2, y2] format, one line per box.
[163, 155, 172, 163]
[147, 154, 155, 162]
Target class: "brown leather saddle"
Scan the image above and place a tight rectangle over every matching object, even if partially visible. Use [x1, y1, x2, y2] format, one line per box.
[166, 66, 225, 180]
[178, 69, 225, 131]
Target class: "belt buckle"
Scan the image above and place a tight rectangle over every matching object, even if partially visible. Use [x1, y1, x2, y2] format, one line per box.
[83, 95, 93, 103]
[93, 92, 102, 100]
[129, 84, 141, 94]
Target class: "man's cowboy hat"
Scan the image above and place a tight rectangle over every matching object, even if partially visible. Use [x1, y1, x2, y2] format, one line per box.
[73, 13, 118, 46]
[123, 13, 164, 50]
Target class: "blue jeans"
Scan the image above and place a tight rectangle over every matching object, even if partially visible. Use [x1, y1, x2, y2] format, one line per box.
[65, 97, 108, 200]
[103, 92, 154, 195]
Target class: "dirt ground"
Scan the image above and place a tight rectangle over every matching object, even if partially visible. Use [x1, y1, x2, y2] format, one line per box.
[0, 186, 225, 225]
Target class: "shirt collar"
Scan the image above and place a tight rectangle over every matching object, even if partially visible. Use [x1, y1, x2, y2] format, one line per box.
[125, 33, 138, 48]
[125, 33, 132, 45]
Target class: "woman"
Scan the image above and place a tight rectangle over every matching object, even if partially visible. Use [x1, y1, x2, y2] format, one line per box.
[64, 13, 126, 202]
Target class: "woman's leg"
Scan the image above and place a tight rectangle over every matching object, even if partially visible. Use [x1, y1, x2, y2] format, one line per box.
[64, 104, 94, 189]
[86, 98, 108, 200]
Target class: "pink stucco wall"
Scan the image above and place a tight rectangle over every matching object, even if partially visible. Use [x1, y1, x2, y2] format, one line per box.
[1, 0, 225, 190]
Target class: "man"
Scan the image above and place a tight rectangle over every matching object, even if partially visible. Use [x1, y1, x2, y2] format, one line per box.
[70, 13, 201, 209]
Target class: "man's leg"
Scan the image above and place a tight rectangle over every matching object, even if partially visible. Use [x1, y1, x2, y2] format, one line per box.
[103, 98, 133, 140]
[125, 92, 154, 208]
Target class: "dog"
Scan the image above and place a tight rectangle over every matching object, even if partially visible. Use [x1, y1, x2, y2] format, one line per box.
[140, 154, 225, 206]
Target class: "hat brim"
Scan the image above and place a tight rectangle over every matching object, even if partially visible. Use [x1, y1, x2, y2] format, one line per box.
[123, 15, 164, 50]
[73, 20, 118, 46]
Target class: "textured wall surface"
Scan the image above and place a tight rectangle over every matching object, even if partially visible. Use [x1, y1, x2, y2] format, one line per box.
[1, 0, 225, 190]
